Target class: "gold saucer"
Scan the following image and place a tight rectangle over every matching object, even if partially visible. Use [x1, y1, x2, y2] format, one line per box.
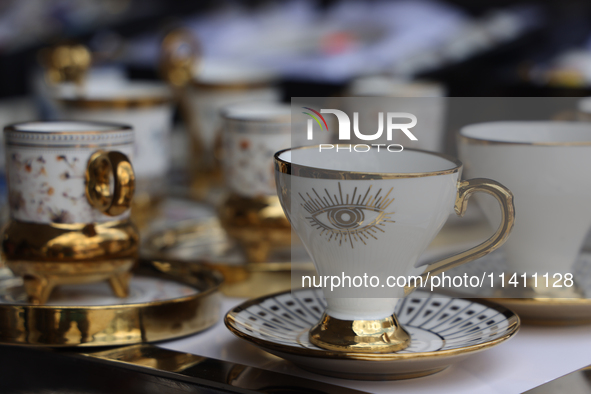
[0, 260, 222, 347]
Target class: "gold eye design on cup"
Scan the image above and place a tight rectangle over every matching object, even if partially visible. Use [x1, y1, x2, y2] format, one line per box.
[300, 183, 395, 248]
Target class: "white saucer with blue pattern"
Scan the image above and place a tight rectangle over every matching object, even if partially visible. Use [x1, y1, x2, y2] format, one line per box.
[225, 289, 520, 380]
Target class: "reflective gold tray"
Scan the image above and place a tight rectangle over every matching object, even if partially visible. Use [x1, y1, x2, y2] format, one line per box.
[142, 216, 315, 298]
[0, 261, 223, 347]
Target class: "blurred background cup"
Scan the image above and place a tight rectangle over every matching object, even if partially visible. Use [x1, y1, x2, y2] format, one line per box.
[347, 75, 446, 152]
[217, 101, 300, 263]
[54, 80, 173, 226]
[35, 65, 128, 121]
[185, 60, 280, 198]
[2, 121, 138, 304]
[458, 121, 591, 296]
[33, 43, 127, 120]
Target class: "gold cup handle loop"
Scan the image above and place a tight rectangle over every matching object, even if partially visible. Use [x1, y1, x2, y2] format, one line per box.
[159, 30, 204, 156]
[159, 29, 200, 88]
[405, 178, 515, 296]
[85, 151, 135, 216]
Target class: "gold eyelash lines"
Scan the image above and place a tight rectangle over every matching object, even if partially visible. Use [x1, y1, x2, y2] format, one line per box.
[300, 184, 395, 214]
[299, 182, 396, 248]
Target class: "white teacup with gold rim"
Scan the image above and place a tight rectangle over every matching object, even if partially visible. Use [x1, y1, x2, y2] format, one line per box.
[186, 61, 280, 196]
[458, 121, 591, 295]
[2, 121, 138, 304]
[347, 76, 446, 152]
[274, 146, 515, 353]
[158, 31, 280, 197]
[188, 60, 279, 158]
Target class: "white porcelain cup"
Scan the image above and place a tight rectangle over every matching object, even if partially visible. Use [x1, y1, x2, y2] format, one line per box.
[187, 60, 280, 169]
[55, 81, 173, 197]
[458, 121, 591, 276]
[4, 121, 135, 224]
[274, 147, 514, 322]
[348, 76, 446, 152]
[221, 102, 307, 198]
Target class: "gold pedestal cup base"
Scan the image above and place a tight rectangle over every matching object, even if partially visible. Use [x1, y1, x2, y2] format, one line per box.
[6, 259, 134, 305]
[309, 313, 411, 353]
[218, 194, 291, 263]
[2, 219, 139, 304]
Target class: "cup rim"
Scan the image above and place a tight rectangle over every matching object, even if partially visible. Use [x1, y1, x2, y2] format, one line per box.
[4, 120, 133, 135]
[56, 81, 172, 109]
[192, 60, 277, 90]
[458, 121, 591, 146]
[349, 75, 445, 97]
[221, 101, 291, 123]
[193, 80, 274, 91]
[274, 145, 462, 180]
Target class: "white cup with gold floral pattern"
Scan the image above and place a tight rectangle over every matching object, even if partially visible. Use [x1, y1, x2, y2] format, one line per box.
[217, 102, 299, 263]
[2, 121, 138, 305]
[185, 61, 280, 196]
[189, 61, 279, 161]
[221, 102, 296, 197]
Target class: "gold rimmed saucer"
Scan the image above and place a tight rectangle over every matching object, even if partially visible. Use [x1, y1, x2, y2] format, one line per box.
[490, 254, 591, 325]
[437, 250, 591, 325]
[495, 298, 591, 325]
[0, 260, 222, 347]
[225, 289, 520, 381]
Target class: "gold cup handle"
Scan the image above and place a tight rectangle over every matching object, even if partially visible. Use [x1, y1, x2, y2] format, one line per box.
[405, 178, 515, 296]
[159, 30, 204, 157]
[85, 151, 135, 216]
